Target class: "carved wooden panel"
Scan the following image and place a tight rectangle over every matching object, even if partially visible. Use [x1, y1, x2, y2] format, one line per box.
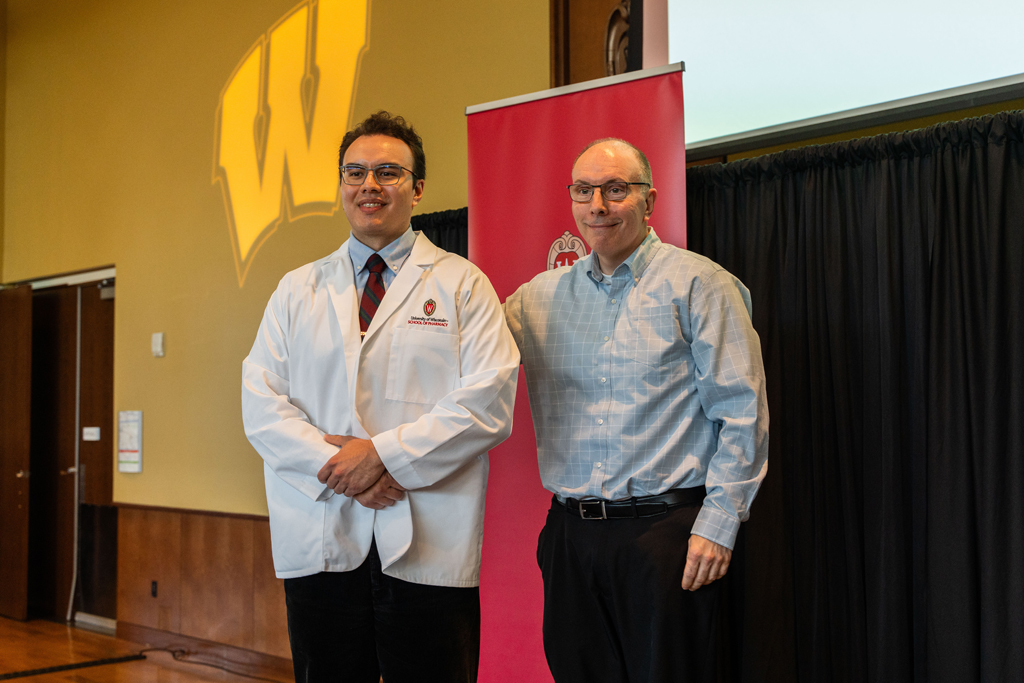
[179, 513, 255, 650]
[116, 507, 289, 659]
[252, 520, 291, 658]
[551, 0, 631, 86]
[117, 506, 182, 632]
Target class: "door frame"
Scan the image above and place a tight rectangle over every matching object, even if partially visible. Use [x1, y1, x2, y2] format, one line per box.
[1, 265, 115, 622]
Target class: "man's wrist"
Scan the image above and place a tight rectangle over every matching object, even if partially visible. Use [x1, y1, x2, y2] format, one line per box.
[370, 431, 426, 490]
[692, 504, 740, 550]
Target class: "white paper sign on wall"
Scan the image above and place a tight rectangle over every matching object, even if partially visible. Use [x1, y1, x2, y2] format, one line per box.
[118, 411, 143, 473]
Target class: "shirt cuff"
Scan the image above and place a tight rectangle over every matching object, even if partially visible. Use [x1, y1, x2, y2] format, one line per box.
[302, 439, 344, 502]
[371, 430, 428, 490]
[691, 503, 741, 550]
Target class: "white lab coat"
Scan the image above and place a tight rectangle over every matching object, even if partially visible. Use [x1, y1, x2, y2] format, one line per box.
[242, 233, 519, 586]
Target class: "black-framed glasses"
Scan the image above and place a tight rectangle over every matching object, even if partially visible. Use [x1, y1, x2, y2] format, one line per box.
[340, 164, 416, 186]
[567, 181, 650, 202]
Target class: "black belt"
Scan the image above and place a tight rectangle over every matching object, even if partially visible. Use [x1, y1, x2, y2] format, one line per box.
[555, 487, 705, 520]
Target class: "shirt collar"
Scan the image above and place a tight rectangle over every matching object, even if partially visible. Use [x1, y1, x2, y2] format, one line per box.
[586, 227, 662, 284]
[348, 226, 416, 275]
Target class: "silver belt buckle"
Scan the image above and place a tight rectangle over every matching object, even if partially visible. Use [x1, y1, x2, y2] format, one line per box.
[579, 500, 607, 520]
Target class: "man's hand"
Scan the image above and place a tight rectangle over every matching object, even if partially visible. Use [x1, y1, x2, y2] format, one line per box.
[316, 434, 385, 497]
[353, 471, 407, 510]
[681, 535, 732, 591]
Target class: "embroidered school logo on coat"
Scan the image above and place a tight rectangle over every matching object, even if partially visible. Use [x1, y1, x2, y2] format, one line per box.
[547, 231, 588, 270]
[423, 299, 436, 316]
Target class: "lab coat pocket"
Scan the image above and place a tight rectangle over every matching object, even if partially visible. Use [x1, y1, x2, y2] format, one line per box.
[386, 327, 460, 404]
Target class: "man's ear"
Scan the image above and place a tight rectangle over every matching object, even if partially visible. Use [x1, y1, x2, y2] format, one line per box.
[411, 178, 425, 207]
[644, 187, 657, 219]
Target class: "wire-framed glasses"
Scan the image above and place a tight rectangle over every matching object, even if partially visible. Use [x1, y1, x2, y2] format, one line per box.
[567, 181, 650, 202]
[340, 164, 415, 186]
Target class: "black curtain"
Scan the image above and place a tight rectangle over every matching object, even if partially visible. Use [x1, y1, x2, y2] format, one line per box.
[688, 112, 1024, 683]
[411, 207, 468, 258]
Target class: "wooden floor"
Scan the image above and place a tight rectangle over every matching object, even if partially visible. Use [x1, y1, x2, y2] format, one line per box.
[0, 618, 292, 682]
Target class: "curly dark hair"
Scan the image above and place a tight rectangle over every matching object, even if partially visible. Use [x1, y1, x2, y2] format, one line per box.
[338, 111, 426, 181]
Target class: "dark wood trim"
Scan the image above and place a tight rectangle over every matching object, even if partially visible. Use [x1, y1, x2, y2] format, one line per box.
[550, 0, 570, 87]
[116, 621, 292, 681]
[686, 155, 727, 168]
[2, 265, 115, 288]
[78, 504, 118, 619]
[114, 502, 268, 522]
[626, 0, 643, 72]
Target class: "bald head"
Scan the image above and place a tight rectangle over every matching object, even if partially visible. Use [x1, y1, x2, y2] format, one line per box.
[573, 138, 652, 186]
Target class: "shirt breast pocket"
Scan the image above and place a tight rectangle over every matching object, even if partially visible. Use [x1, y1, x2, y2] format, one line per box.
[627, 303, 686, 368]
[385, 327, 460, 404]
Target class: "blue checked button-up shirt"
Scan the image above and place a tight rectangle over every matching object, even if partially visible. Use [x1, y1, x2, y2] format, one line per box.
[505, 230, 769, 549]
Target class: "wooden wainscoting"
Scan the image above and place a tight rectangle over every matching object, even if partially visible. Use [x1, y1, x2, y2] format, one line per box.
[116, 505, 291, 663]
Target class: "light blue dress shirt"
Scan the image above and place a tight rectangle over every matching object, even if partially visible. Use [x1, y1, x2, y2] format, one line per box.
[347, 226, 417, 295]
[505, 229, 769, 549]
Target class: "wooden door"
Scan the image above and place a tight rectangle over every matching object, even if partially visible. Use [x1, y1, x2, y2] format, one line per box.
[0, 285, 33, 620]
[79, 282, 114, 506]
[551, 0, 641, 87]
[78, 281, 118, 618]
[28, 286, 79, 619]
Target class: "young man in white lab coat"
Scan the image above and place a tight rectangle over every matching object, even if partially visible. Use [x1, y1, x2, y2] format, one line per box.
[242, 111, 519, 683]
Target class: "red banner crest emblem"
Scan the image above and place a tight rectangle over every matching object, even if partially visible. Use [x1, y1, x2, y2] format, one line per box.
[546, 231, 588, 270]
[423, 299, 436, 316]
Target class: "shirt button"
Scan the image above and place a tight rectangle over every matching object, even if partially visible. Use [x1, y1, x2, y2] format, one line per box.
[600, 377, 607, 383]
[595, 462, 603, 468]
[603, 336, 609, 341]
[611, 298, 617, 304]
[597, 418, 604, 425]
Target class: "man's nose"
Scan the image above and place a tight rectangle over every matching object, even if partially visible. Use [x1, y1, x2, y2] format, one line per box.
[362, 171, 383, 191]
[591, 189, 610, 213]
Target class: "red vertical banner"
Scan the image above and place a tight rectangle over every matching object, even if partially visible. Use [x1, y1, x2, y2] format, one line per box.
[467, 65, 686, 682]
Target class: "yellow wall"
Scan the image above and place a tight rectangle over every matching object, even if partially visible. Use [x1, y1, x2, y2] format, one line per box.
[2, 0, 548, 514]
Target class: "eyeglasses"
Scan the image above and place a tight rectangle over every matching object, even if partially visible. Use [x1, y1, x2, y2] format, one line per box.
[340, 164, 415, 186]
[567, 181, 650, 202]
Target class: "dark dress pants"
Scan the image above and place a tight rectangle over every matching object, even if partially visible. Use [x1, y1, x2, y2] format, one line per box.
[537, 498, 721, 683]
[284, 540, 480, 683]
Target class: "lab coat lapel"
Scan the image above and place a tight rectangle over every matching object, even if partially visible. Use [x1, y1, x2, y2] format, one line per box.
[359, 234, 438, 569]
[361, 232, 438, 346]
[319, 242, 363, 433]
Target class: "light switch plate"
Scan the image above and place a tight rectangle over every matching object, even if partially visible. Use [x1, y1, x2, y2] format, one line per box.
[82, 427, 101, 441]
[152, 332, 165, 357]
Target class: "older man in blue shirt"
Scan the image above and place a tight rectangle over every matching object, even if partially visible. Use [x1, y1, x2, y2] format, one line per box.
[504, 138, 769, 683]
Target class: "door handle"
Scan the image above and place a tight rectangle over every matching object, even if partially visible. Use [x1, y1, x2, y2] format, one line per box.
[59, 467, 78, 476]
[16, 470, 30, 478]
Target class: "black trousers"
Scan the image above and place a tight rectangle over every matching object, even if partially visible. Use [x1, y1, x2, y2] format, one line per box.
[284, 540, 480, 683]
[537, 497, 721, 683]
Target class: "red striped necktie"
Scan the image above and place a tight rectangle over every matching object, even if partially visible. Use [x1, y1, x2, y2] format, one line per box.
[359, 254, 387, 338]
